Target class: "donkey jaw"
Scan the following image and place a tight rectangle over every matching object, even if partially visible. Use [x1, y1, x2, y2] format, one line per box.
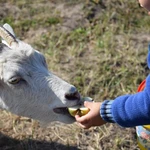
[53, 102, 82, 119]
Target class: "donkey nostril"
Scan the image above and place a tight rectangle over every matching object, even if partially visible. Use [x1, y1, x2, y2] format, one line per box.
[65, 91, 80, 101]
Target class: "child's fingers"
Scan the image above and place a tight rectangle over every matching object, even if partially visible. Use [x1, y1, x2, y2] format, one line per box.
[77, 123, 91, 129]
[75, 115, 91, 129]
[75, 114, 89, 124]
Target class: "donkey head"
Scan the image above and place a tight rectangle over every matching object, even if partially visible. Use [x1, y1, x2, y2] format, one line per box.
[0, 23, 81, 124]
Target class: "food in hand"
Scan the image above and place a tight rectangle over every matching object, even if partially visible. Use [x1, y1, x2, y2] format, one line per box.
[68, 106, 90, 117]
[68, 97, 93, 117]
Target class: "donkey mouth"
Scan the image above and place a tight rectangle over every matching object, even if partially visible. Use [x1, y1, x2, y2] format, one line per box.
[53, 107, 73, 117]
[53, 107, 69, 114]
[53, 99, 82, 117]
[53, 104, 81, 118]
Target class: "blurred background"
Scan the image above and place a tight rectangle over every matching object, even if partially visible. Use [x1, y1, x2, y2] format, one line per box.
[0, 0, 150, 149]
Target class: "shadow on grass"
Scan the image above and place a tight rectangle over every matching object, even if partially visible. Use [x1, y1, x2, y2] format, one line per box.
[0, 132, 80, 150]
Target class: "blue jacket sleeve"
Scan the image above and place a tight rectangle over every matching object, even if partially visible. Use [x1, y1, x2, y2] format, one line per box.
[100, 75, 150, 127]
[112, 75, 150, 127]
[100, 45, 150, 127]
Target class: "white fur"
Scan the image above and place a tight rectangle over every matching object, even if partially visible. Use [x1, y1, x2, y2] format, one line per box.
[0, 24, 80, 124]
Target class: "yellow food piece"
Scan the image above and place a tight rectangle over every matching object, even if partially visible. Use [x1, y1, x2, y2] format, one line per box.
[68, 97, 92, 117]
[80, 107, 90, 116]
[68, 107, 89, 117]
[143, 125, 150, 130]
[68, 107, 79, 117]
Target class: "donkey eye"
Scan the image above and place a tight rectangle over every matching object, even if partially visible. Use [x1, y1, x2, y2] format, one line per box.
[8, 77, 21, 84]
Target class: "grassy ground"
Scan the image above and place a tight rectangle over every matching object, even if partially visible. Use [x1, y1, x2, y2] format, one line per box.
[0, 0, 150, 149]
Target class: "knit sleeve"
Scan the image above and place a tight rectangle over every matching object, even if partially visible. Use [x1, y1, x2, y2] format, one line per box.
[100, 100, 115, 123]
[103, 75, 150, 127]
[100, 45, 150, 127]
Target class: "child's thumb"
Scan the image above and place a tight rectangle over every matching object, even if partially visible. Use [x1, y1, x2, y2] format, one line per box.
[84, 101, 93, 109]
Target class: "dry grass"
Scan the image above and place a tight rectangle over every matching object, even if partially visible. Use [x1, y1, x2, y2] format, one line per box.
[0, 0, 150, 149]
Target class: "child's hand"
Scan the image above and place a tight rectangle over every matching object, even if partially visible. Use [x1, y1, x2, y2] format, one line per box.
[138, 0, 150, 12]
[75, 101, 106, 129]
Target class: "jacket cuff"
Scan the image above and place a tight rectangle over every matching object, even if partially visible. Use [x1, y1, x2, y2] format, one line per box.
[100, 100, 115, 123]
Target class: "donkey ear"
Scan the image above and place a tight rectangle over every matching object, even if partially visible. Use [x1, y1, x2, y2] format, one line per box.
[0, 23, 18, 48]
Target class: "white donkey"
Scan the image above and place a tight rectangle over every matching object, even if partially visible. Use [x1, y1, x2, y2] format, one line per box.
[0, 23, 81, 124]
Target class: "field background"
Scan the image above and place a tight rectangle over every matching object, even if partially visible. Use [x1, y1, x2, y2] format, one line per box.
[0, 0, 150, 149]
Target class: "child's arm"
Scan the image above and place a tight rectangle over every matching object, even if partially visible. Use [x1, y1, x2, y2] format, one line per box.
[105, 80, 150, 127]
[76, 75, 150, 128]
